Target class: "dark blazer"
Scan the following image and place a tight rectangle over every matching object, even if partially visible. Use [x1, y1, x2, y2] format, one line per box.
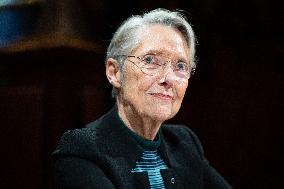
[52, 107, 232, 189]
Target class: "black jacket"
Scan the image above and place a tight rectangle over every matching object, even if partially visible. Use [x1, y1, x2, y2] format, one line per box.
[52, 107, 232, 189]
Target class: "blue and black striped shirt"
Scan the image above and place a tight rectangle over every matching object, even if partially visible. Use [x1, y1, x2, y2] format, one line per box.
[131, 150, 168, 189]
[118, 115, 168, 189]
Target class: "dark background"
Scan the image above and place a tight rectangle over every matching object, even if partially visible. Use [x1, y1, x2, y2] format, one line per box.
[0, 0, 282, 188]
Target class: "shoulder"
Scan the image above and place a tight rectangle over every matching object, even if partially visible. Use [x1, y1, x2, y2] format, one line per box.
[52, 120, 103, 159]
[161, 124, 205, 157]
[162, 124, 199, 142]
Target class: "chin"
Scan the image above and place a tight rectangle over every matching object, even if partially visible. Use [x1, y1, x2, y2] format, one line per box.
[147, 106, 177, 122]
[152, 113, 176, 123]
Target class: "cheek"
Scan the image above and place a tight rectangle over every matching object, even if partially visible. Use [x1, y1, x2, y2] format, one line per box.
[122, 69, 138, 92]
[123, 72, 153, 101]
[137, 77, 156, 95]
[175, 83, 188, 103]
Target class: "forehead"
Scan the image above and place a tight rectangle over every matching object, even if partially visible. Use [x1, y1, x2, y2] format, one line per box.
[132, 24, 190, 61]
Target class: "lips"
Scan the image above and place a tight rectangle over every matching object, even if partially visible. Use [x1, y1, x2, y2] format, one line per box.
[149, 93, 173, 100]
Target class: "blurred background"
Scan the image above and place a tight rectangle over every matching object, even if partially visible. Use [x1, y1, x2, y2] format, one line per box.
[0, 0, 282, 188]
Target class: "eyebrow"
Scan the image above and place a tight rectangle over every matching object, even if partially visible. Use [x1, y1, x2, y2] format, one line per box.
[142, 49, 189, 64]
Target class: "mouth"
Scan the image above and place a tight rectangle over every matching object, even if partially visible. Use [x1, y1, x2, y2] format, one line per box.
[149, 93, 173, 101]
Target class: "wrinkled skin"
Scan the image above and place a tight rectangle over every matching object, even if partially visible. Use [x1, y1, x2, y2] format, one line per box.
[106, 24, 191, 140]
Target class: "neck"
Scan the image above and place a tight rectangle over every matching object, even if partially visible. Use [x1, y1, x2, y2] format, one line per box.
[116, 101, 162, 140]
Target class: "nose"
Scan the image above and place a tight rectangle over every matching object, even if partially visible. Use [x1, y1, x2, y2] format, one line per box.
[158, 64, 175, 88]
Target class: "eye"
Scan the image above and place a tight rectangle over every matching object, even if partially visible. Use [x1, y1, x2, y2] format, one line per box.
[176, 62, 189, 72]
[142, 54, 158, 65]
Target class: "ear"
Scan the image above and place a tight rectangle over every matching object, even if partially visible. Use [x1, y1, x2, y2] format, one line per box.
[105, 58, 121, 88]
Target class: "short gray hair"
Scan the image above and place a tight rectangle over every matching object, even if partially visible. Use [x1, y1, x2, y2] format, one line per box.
[107, 8, 196, 68]
[106, 8, 197, 97]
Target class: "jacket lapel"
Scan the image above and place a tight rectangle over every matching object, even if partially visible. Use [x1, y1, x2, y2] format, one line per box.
[87, 106, 151, 188]
[158, 127, 204, 189]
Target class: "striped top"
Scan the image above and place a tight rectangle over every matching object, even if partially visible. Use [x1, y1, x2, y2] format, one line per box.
[117, 113, 168, 188]
[131, 150, 168, 189]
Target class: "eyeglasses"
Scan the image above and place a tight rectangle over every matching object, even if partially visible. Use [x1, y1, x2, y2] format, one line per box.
[118, 54, 195, 80]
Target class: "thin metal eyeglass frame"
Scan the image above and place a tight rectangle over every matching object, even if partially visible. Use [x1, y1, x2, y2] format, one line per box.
[118, 55, 195, 79]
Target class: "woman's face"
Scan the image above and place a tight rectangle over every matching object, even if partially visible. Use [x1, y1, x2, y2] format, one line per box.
[118, 24, 191, 122]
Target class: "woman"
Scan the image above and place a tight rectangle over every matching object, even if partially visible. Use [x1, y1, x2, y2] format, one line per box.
[53, 8, 232, 189]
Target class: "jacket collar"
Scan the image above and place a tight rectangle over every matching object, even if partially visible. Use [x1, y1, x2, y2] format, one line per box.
[88, 105, 175, 168]
[87, 106, 145, 168]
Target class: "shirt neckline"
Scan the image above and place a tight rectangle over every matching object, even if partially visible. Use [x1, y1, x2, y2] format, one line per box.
[115, 110, 161, 150]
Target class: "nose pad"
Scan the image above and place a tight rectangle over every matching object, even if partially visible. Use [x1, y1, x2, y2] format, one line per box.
[161, 63, 172, 76]
[159, 64, 178, 85]
[165, 71, 180, 83]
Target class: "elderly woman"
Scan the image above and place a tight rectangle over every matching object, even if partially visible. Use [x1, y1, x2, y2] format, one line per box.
[53, 8, 232, 189]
